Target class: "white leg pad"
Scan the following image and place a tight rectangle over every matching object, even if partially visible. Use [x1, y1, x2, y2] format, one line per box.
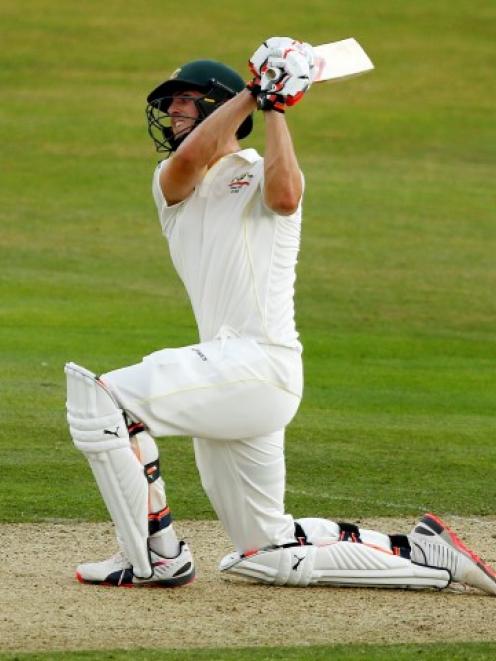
[65, 362, 152, 578]
[220, 542, 451, 589]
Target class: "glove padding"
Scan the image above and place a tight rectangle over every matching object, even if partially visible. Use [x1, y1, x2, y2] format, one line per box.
[260, 49, 312, 105]
[249, 36, 297, 77]
[250, 37, 314, 75]
[249, 37, 314, 111]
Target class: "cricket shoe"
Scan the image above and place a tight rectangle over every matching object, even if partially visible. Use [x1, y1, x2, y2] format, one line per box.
[409, 513, 496, 596]
[76, 541, 195, 588]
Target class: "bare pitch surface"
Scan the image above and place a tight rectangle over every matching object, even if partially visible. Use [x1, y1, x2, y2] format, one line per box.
[1, 518, 496, 654]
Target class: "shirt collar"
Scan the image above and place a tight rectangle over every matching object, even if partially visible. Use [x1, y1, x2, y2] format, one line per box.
[201, 148, 261, 188]
[231, 148, 261, 164]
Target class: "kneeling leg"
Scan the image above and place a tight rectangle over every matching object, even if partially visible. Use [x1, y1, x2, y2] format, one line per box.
[220, 519, 450, 590]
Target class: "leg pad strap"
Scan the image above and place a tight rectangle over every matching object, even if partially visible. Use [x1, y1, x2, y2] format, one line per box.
[337, 521, 362, 542]
[148, 506, 173, 535]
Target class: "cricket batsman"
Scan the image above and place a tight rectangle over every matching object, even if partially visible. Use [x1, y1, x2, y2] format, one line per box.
[65, 38, 496, 594]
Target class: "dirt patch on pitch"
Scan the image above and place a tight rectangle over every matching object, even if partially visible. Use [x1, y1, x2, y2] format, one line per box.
[1, 517, 495, 653]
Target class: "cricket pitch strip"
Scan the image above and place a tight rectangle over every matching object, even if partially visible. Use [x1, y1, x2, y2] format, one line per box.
[1, 517, 495, 653]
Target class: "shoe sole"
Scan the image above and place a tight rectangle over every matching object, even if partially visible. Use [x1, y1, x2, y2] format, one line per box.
[421, 513, 496, 586]
[76, 569, 196, 588]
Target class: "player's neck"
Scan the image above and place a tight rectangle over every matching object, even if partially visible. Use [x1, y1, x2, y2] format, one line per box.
[207, 139, 241, 169]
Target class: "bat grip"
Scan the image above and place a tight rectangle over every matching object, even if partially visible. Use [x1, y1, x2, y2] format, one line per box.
[260, 67, 284, 93]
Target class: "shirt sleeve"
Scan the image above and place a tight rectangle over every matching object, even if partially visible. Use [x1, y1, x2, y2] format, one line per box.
[152, 161, 186, 239]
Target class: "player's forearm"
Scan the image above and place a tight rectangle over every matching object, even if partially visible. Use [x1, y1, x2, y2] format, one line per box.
[161, 90, 256, 204]
[263, 111, 302, 215]
[177, 89, 256, 166]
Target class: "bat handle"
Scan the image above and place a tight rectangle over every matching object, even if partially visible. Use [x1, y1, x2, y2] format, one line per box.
[261, 67, 285, 93]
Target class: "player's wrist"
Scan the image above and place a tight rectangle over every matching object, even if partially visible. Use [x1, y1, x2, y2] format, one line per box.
[257, 92, 286, 113]
[246, 76, 261, 99]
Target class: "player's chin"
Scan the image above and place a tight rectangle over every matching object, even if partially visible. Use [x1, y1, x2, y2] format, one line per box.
[172, 126, 194, 141]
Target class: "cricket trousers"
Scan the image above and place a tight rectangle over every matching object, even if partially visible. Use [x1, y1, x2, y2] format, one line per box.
[102, 334, 306, 552]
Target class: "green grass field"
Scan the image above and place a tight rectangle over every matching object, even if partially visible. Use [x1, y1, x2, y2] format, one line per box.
[1, 0, 495, 657]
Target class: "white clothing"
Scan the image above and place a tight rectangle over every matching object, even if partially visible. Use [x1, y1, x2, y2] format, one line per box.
[102, 148, 307, 553]
[194, 431, 296, 552]
[103, 336, 302, 441]
[193, 433, 394, 554]
[152, 148, 302, 349]
[68, 123, 475, 591]
[102, 336, 302, 551]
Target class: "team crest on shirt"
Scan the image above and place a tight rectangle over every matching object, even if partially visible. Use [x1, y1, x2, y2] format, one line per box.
[228, 172, 254, 193]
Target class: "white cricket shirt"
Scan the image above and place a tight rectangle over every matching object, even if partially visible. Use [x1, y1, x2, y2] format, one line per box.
[152, 148, 302, 349]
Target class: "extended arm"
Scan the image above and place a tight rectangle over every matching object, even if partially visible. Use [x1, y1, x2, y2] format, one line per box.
[160, 90, 256, 205]
[248, 38, 312, 215]
[262, 111, 302, 215]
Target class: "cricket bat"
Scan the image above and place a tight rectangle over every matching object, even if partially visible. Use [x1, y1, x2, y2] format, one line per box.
[261, 38, 374, 91]
[312, 38, 374, 82]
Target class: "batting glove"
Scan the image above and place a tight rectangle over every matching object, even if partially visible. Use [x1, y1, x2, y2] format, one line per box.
[250, 37, 314, 76]
[245, 75, 261, 99]
[257, 91, 286, 113]
[260, 49, 312, 107]
[247, 73, 286, 113]
[249, 37, 296, 77]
